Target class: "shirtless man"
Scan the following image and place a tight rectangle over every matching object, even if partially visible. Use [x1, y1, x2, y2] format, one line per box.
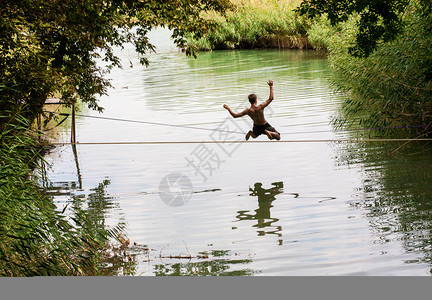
[223, 79, 280, 141]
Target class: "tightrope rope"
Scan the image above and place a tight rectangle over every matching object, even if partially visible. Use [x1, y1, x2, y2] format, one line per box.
[44, 111, 432, 136]
[44, 111, 244, 134]
[50, 138, 432, 145]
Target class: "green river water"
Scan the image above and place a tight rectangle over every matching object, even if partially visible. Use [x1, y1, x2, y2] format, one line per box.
[43, 29, 432, 275]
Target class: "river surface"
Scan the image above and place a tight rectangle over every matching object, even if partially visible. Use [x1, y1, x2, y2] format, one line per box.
[43, 29, 432, 276]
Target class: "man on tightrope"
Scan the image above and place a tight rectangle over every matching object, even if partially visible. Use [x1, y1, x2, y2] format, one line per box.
[223, 79, 280, 141]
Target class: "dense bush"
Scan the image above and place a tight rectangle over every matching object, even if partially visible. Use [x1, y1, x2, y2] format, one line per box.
[0, 110, 128, 276]
[308, 4, 432, 136]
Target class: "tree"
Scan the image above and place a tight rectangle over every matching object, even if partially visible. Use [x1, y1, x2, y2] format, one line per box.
[303, 0, 432, 135]
[296, 0, 411, 57]
[0, 0, 230, 122]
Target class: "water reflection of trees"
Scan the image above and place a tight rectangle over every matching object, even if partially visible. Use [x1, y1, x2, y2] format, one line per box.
[144, 50, 329, 112]
[235, 182, 284, 238]
[153, 250, 254, 276]
[334, 141, 432, 273]
[49, 179, 256, 276]
[47, 178, 136, 276]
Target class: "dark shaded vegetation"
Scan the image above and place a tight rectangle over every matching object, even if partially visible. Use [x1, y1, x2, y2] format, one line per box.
[0, 111, 131, 276]
[297, 0, 411, 57]
[0, 0, 230, 276]
[0, 0, 230, 126]
[305, 1, 432, 136]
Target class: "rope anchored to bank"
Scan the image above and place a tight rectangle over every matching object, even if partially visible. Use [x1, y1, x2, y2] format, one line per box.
[43, 111, 432, 137]
[44, 111, 244, 134]
[50, 138, 432, 145]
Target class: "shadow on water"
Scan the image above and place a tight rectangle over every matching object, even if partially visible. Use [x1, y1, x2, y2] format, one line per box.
[153, 250, 254, 276]
[41, 145, 137, 275]
[235, 182, 284, 238]
[48, 176, 256, 276]
[234, 182, 337, 246]
[40, 143, 82, 193]
[44, 145, 255, 276]
[334, 140, 432, 274]
[45, 176, 137, 275]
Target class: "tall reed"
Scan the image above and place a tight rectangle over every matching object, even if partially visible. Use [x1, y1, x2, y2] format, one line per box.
[188, 0, 311, 50]
[0, 109, 129, 276]
[307, 4, 432, 137]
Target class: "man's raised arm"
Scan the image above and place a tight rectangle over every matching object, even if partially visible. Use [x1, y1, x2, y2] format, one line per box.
[259, 79, 274, 109]
[223, 104, 248, 118]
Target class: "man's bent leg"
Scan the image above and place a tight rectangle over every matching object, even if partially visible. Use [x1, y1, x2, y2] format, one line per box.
[265, 130, 273, 140]
[246, 130, 256, 141]
[265, 130, 280, 141]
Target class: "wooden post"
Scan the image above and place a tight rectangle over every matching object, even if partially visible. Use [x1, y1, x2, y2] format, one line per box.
[71, 143, 82, 189]
[71, 104, 76, 144]
[37, 114, 42, 143]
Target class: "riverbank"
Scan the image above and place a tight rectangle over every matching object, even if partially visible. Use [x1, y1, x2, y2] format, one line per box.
[187, 0, 312, 51]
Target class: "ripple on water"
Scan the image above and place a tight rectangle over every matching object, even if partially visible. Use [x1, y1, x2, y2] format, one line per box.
[44, 46, 432, 275]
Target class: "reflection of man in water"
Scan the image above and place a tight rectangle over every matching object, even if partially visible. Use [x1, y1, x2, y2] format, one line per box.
[236, 182, 283, 237]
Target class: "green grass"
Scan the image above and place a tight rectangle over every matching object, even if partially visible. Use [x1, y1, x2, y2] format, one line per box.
[187, 0, 311, 50]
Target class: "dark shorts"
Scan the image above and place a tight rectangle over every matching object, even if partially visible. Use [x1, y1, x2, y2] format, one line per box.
[252, 123, 280, 137]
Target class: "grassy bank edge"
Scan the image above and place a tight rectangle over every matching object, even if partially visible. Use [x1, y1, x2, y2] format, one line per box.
[187, 0, 313, 51]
